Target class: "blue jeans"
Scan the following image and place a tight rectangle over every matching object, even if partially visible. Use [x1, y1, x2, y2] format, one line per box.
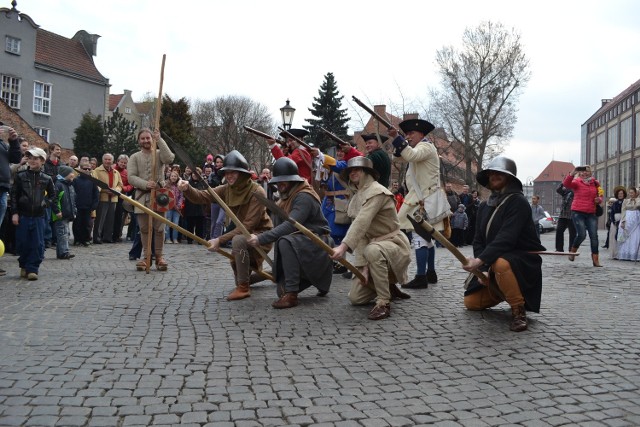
[0, 191, 7, 227]
[165, 209, 181, 241]
[54, 219, 70, 258]
[16, 215, 45, 273]
[571, 211, 599, 254]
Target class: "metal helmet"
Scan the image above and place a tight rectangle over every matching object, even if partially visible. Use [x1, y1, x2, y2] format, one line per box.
[218, 150, 251, 175]
[476, 156, 522, 189]
[340, 156, 380, 182]
[269, 157, 305, 184]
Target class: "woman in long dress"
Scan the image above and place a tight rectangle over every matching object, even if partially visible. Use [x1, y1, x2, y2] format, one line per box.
[616, 187, 640, 261]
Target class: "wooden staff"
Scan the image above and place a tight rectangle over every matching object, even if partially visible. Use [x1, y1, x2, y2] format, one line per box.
[146, 54, 166, 273]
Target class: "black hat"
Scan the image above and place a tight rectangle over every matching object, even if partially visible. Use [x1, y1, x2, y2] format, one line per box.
[279, 128, 309, 139]
[476, 156, 522, 189]
[398, 119, 435, 136]
[340, 156, 380, 182]
[218, 150, 251, 175]
[269, 157, 305, 184]
[361, 133, 389, 144]
[58, 165, 74, 178]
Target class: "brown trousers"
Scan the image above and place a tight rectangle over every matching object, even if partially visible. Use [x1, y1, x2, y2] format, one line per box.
[136, 213, 166, 259]
[464, 257, 525, 310]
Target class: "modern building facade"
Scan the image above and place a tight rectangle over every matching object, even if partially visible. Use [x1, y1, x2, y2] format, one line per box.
[1, 2, 109, 148]
[582, 78, 640, 197]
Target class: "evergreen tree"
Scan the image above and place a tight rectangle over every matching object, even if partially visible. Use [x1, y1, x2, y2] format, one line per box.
[72, 112, 104, 159]
[103, 110, 138, 157]
[304, 72, 350, 151]
[160, 95, 205, 167]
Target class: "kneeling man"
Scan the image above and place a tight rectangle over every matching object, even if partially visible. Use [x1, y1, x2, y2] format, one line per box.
[331, 157, 411, 320]
[248, 158, 333, 308]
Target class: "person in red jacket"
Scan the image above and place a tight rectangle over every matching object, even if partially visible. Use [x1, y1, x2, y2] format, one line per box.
[562, 166, 604, 266]
[268, 129, 312, 183]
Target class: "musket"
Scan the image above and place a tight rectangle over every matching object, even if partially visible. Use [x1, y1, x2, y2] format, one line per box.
[252, 192, 367, 285]
[74, 169, 274, 281]
[243, 126, 286, 145]
[277, 126, 313, 151]
[319, 126, 350, 146]
[161, 131, 274, 268]
[352, 96, 395, 131]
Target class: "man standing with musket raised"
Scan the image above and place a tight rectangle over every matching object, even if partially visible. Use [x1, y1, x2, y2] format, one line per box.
[268, 129, 313, 183]
[388, 119, 443, 289]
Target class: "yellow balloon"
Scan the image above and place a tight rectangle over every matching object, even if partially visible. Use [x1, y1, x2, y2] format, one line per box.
[0, 239, 4, 257]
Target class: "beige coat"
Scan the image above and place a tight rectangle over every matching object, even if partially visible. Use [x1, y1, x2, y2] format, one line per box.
[396, 138, 444, 231]
[342, 174, 410, 285]
[127, 137, 175, 213]
[92, 164, 123, 203]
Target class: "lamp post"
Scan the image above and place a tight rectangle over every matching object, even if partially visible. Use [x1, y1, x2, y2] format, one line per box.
[280, 99, 295, 130]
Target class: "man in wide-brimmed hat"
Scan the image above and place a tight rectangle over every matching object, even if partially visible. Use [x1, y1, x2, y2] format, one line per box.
[331, 156, 411, 320]
[388, 118, 442, 289]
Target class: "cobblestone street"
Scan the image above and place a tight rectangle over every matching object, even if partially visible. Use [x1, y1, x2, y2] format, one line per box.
[0, 231, 638, 426]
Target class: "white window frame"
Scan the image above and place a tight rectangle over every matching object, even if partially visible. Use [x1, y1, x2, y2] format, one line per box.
[35, 127, 50, 142]
[5, 36, 20, 54]
[33, 81, 52, 115]
[1, 75, 21, 109]
[125, 106, 132, 114]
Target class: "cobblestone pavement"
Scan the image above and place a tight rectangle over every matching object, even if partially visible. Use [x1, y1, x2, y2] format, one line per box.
[0, 230, 638, 427]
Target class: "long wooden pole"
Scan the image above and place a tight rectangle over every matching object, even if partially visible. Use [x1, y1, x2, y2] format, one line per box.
[146, 54, 166, 273]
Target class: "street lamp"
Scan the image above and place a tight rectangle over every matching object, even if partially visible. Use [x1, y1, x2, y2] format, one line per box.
[280, 99, 295, 130]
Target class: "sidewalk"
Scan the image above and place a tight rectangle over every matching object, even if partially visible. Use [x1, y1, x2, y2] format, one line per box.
[0, 231, 638, 426]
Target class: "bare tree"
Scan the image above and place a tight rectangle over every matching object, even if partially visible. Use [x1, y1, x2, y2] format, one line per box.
[429, 21, 530, 184]
[191, 96, 276, 171]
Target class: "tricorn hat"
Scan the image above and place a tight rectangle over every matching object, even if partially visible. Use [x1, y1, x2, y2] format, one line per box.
[279, 128, 309, 139]
[398, 119, 435, 136]
[361, 133, 389, 144]
[218, 150, 251, 175]
[340, 156, 380, 182]
[476, 156, 522, 189]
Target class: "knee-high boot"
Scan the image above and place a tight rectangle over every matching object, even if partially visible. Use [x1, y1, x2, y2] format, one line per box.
[492, 258, 527, 332]
[591, 253, 602, 267]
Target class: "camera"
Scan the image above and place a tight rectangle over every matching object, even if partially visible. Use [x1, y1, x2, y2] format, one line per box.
[576, 166, 587, 171]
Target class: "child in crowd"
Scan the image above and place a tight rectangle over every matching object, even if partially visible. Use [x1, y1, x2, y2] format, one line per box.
[10, 147, 59, 280]
[53, 166, 77, 259]
[450, 203, 469, 248]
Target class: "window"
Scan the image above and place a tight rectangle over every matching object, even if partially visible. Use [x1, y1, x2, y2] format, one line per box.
[35, 127, 50, 142]
[607, 125, 618, 159]
[33, 82, 52, 115]
[1, 75, 21, 109]
[125, 107, 132, 114]
[620, 117, 632, 153]
[5, 36, 20, 54]
[620, 160, 631, 189]
[589, 137, 596, 164]
[606, 164, 616, 197]
[596, 132, 606, 162]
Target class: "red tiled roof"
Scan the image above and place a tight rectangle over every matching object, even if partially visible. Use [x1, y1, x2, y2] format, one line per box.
[534, 160, 575, 182]
[35, 29, 108, 83]
[109, 94, 124, 111]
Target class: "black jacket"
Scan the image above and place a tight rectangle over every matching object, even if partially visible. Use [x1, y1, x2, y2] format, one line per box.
[72, 174, 100, 211]
[0, 136, 22, 193]
[11, 169, 59, 217]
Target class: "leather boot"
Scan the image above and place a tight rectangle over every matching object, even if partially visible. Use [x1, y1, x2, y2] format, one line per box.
[510, 304, 528, 332]
[401, 274, 428, 289]
[389, 283, 411, 300]
[272, 292, 298, 309]
[227, 283, 250, 301]
[426, 269, 438, 284]
[156, 255, 168, 271]
[568, 247, 578, 262]
[591, 253, 602, 267]
[368, 303, 391, 320]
